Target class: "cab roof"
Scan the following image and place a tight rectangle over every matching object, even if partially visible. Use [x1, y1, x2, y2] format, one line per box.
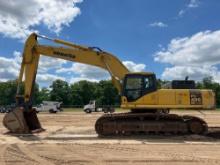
[126, 72, 155, 76]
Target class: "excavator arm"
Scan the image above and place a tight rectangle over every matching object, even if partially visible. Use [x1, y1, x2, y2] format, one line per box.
[18, 33, 129, 105]
[4, 33, 129, 133]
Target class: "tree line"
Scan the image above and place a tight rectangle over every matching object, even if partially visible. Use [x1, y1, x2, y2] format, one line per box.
[0, 80, 120, 106]
[0, 76, 219, 106]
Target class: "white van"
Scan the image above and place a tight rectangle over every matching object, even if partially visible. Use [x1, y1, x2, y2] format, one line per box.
[34, 101, 62, 113]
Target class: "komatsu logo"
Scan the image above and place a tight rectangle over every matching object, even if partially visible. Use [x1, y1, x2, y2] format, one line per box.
[53, 51, 75, 59]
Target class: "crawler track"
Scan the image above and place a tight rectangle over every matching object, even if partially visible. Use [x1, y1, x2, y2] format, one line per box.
[95, 113, 208, 136]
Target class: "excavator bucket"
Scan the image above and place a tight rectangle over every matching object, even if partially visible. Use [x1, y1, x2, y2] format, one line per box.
[3, 107, 44, 134]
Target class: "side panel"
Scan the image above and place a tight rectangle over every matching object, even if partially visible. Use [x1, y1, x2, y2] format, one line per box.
[176, 90, 190, 105]
[201, 90, 216, 109]
[121, 89, 215, 110]
[158, 89, 175, 105]
[143, 92, 158, 105]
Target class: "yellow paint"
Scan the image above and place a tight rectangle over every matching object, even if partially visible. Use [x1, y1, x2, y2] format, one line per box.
[121, 89, 215, 110]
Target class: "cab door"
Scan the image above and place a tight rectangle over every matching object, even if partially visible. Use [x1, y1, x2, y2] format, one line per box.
[122, 74, 157, 103]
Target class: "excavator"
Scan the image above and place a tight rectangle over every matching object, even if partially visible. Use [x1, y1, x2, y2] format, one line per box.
[3, 33, 216, 135]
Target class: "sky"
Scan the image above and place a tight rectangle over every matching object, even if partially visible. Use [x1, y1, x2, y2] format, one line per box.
[0, 0, 220, 87]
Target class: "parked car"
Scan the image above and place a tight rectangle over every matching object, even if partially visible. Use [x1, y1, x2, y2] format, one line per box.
[0, 104, 16, 113]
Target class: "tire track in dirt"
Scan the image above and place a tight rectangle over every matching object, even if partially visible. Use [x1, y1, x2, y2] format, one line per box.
[37, 145, 75, 165]
[33, 144, 91, 165]
[67, 144, 140, 164]
[62, 144, 102, 164]
[17, 144, 55, 165]
[0, 144, 7, 165]
[83, 144, 192, 164]
[158, 149, 220, 164]
[72, 144, 220, 164]
[4, 144, 38, 164]
[38, 155, 82, 165]
[83, 143, 138, 153]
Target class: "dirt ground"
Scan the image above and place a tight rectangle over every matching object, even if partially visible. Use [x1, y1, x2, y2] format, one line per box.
[0, 110, 220, 165]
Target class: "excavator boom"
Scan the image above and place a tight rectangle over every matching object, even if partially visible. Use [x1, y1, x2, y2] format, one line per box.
[19, 33, 129, 103]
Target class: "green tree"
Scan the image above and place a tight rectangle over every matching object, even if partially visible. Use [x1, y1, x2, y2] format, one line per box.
[0, 80, 41, 105]
[202, 76, 213, 89]
[70, 80, 97, 105]
[35, 87, 50, 104]
[156, 79, 168, 89]
[0, 80, 17, 105]
[196, 76, 220, 106]
[50, 80, 71, 105]
[95, 80, 120, 106]
[69, 82, 83, 106]
[69, 80, 120, 106]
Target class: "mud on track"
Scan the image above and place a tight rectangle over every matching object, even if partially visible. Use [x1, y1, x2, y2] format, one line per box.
[0, 110, 220, 165]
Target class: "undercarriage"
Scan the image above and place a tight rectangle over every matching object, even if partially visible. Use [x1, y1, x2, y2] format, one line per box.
[3, 108, 208, 136]
[95, 111, 208, 136]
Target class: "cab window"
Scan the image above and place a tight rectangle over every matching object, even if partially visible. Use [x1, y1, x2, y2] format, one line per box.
[144, 76, 154, 89]
[123, 74, 157, 102]
[124, 76, 142, 101]
[126, 77, 142, 90]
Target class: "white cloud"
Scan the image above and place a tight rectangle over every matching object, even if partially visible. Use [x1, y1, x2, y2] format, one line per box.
[2, 50, 67, 73]
[123, 61, 146, 72]
[154, 30, 220, 66]
[178, 10, 185, 16]
[38, 56, 67, 73]
[188, 0, 199, 8]
[57, 61, 146, 82]
[57, 63, 110, 81]
[161, 66, 219, 81]
[0, 52, 20, 81]
[149, 21, 168, 28]
[70, 77, 100, 84]
[0, 0, 82, 40]
[0, 50, 146, 85]
[154, 30, 220, 82]
[178, 0, 199, 17]
[37, 74, 65, 83]
[0, 52, 66, 85]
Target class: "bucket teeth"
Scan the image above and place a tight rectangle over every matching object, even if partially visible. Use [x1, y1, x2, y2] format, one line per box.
[23, 109, 42, 131]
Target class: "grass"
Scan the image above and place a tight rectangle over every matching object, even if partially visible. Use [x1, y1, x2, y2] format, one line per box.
[63, 108, 126, 112]
[63, 108, 84, 112]
[63, 108, 220, 113]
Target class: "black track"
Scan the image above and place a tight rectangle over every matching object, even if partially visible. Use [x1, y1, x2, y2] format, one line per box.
[95, 112, 208, 136]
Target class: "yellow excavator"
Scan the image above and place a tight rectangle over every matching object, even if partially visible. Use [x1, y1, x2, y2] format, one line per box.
[3, 33, 215, 135]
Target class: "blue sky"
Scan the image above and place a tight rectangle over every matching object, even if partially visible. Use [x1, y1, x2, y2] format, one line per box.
[1, 0, 220, 87]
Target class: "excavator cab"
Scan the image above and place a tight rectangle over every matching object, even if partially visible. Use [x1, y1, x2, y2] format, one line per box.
[122, 73, 157, 102]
